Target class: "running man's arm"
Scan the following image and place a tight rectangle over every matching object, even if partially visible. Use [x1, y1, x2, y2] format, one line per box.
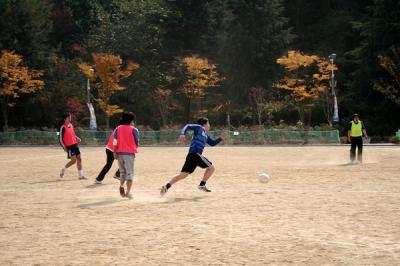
[58, 126, 66, 149]
[113, 128, 118, 158]
[347, 122, 352, 141]
[362, 122, 368, 138]
[133, 128, 139, 146]
[206, 134, 222, 146]
[179, 124, 201, 143]
[180, 124, 201, 135]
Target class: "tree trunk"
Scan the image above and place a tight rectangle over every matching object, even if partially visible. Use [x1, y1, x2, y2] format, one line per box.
[186, 97, 191, 122]
[1, 100, 8, 132]
[105, 115, 110, 130]
[297, 105, 305, 124]
[158, 102, 166, 127]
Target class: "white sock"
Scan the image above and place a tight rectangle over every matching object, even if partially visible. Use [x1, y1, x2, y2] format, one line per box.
[78, 170, 84, 177]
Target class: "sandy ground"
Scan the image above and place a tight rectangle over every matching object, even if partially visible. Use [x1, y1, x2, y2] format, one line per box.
[0, 145, 399, 265]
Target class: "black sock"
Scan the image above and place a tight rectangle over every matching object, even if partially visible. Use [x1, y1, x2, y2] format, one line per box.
[199, 181, 206, 186]
[166, 183, 171, 189]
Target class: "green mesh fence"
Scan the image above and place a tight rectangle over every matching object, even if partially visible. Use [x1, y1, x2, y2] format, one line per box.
[397, 129, 400, 138]
[0, 129, 339, 145]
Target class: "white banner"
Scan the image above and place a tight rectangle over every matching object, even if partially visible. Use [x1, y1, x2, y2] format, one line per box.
[87, 103, 97, 131]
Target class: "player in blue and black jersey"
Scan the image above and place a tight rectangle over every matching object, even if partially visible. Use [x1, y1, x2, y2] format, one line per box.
[160, 117, 227, 195]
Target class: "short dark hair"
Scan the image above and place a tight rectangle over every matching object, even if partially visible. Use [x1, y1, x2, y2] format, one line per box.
[62, 112, 71, 121]
[197, 117, 209, 126]
[121, 112, 136, 125]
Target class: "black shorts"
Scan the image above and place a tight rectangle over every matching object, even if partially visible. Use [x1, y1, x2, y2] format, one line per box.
[66, 144, 81, 159]
[181, 153, 212, 174]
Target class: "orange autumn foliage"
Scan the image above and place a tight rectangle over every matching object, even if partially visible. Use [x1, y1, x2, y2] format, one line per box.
[275, 50, 337, 102]
[181, 55, 220, 99]
[78, 53, 139, 120]
[0, 50, 44, 131]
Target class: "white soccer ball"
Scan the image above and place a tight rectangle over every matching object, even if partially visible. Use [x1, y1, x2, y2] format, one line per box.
[258, 172, 270, 183]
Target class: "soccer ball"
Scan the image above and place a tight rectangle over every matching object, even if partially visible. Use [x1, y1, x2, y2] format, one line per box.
[258, 172, 270, 183]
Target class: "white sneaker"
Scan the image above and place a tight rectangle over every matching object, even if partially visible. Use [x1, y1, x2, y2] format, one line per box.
[94, 180, 102, 184]
[78, 176, 88, 180]
[160, 186, 168, 197]
[59, 168, 65, 178]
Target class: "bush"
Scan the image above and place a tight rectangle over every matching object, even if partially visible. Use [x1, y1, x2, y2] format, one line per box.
[389, 136, 399, 144]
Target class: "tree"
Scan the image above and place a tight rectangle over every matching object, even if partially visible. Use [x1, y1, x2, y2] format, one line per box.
[275, 50, 335, 125]
[78, 53, 139, 129]
[0, 51, 44, 131]
[180, 55, 221, 120]
[66, 97, 89, 129]
[373, 46, 400, 106]
[213, 0, 294, 124]
[151, 86, 176, 127]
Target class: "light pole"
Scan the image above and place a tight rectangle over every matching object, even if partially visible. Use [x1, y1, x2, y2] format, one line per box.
[329, 53, 339, 124]
[87, 67, 97, 131]
[86, 68, 94, 104]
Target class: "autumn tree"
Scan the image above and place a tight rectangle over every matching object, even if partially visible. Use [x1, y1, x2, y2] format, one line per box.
[151, 87, 176, 128]
[78, 53, 139, 129]
[275, 50, 336, 125]
[66, 97, 88, 129]
[180, 55, 221, 120]
[374, 46, 400, 105]
[0, 51, 44, 131]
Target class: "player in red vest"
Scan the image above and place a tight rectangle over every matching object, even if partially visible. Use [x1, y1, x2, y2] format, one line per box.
[94, 121, 121, 184]
[113, 112, 139, 199]
[58, 112, 87, 179]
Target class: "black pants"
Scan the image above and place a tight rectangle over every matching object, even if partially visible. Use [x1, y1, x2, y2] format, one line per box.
[96, 149, 120, 181]
[350, 136, 363, 162]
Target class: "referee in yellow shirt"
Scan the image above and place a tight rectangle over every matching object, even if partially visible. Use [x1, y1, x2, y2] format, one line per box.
[347, 113, 368, 163]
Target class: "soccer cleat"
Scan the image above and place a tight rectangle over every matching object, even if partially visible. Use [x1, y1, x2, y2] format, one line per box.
[119, 186, 125, 198]
[198, 185, 211, 192]
[125, 193, 132, 200]
[160, 186, 168, 197]
[59, 168, 65, 178]
[78, 176, 88, 180]
[94, 180, 102, 184]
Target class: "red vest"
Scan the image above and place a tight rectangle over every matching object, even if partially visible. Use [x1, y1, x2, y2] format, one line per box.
[116, 125, 137, 154]
[62, 123, 77, 147]
[106, 132, 114, 151]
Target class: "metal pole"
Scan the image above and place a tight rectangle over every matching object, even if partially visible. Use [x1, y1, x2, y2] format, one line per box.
[86, 78, 91, 104]
[329, 54, 339, 124]
[87, 68, 97, 131]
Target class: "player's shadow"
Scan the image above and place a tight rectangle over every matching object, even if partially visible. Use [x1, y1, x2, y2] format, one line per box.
[85, 184, 105, 189]
[77, 199, 121, 209]
[339, 162, 357, 167]
[29, 179, 75, 184]
[165, 196, 205, 204]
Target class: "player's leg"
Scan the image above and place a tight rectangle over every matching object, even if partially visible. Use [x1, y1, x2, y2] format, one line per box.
[160, 154, 194, 196]
[124, 155, 135, 199]
[96, 149, 114, 183]
[350, 137, 357, 162]
[117, 155, 126, 197]
[60, 148, 76, 178]
[113, 169, 120, 180]
[65, 155, 77, 168]
[168, 172, 190, 186]
[76, 154, 86, 179]
[357, 137, 363, 163]
[197, 154, 214, 192]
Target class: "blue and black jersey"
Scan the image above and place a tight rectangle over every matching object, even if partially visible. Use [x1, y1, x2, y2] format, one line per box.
[181, 124, 222, 154]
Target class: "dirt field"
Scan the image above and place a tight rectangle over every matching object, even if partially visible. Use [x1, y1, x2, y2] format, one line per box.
[0, 146, 399, 265]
